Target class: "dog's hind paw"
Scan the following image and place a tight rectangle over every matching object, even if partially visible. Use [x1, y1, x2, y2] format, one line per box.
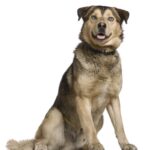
[88, 143, 104, 150]
[35, 144, 47, 150]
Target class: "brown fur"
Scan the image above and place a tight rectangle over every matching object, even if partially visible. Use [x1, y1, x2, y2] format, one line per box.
[7, 5, 137, 150]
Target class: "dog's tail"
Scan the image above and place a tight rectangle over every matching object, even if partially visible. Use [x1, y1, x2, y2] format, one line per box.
[6, 139, 34, 150]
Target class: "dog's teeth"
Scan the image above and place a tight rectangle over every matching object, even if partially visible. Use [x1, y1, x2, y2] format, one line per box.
[97, 35, 105, 40]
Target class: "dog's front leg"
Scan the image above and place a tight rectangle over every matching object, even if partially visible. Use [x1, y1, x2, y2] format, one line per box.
[107, 97, 137, 150]
[76, 96, 104, 150]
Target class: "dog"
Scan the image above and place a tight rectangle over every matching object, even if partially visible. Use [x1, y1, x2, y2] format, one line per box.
[7, 5, 137, 150]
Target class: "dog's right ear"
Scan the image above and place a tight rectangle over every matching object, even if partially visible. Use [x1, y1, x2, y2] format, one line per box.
[77, 6, 92, 21]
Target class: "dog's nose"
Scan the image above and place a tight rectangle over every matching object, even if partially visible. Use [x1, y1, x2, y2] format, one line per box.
[98, 22, 106, 29]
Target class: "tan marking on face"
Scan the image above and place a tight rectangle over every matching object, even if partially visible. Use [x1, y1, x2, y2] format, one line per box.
[91, 8, 102, 18]
[104, 9, 116, 19]
[111, 7, 121, 22]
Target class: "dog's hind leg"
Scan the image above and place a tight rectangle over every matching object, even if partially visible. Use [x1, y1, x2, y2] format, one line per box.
[35, 107, 66, 150]
[34, 143, 47, 150]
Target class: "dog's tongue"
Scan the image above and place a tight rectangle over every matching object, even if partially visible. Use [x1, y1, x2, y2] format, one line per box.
[97, 35, 105, 40]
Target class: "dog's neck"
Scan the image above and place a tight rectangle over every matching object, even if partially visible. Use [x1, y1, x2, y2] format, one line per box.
[77, 42, 116, 56]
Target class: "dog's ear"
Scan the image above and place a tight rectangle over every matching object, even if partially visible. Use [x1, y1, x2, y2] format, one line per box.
[77, 6, 92, 21]
[115, 8, 129, 24]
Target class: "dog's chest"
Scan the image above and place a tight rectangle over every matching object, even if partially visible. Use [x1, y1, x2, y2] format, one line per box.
[75, 51, 122, 107]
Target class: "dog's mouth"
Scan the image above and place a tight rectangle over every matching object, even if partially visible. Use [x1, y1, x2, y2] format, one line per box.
[92, 32, 112, 41]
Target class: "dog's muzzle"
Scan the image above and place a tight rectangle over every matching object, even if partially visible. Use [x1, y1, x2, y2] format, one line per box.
[97, 22, 107, 40]
[92, 22, 111, 41]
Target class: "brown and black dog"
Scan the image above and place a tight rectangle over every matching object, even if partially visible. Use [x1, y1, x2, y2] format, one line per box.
[7, 5, 137, 150]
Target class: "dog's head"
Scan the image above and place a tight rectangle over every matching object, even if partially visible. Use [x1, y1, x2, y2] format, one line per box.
[78, 6, 129, 52]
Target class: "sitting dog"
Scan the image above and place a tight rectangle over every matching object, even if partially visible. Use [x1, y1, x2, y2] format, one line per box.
[7, 5, 137, 150]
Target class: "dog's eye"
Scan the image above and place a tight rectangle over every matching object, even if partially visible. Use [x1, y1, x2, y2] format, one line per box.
[91, 15, 97, 20]
[108, 17, 114, 22]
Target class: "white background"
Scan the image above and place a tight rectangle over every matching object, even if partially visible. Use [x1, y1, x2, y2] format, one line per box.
[0, 0, 149, 149]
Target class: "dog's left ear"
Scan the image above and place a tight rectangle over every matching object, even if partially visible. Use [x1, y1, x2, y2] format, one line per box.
[77, 6, 92, 21]
[115, 8, 129, 24]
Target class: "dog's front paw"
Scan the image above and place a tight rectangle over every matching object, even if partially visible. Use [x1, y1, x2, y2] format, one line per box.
[88, 143, 104, 150]
[34, 144, 47, 150]
[122, 144, 137, 150]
